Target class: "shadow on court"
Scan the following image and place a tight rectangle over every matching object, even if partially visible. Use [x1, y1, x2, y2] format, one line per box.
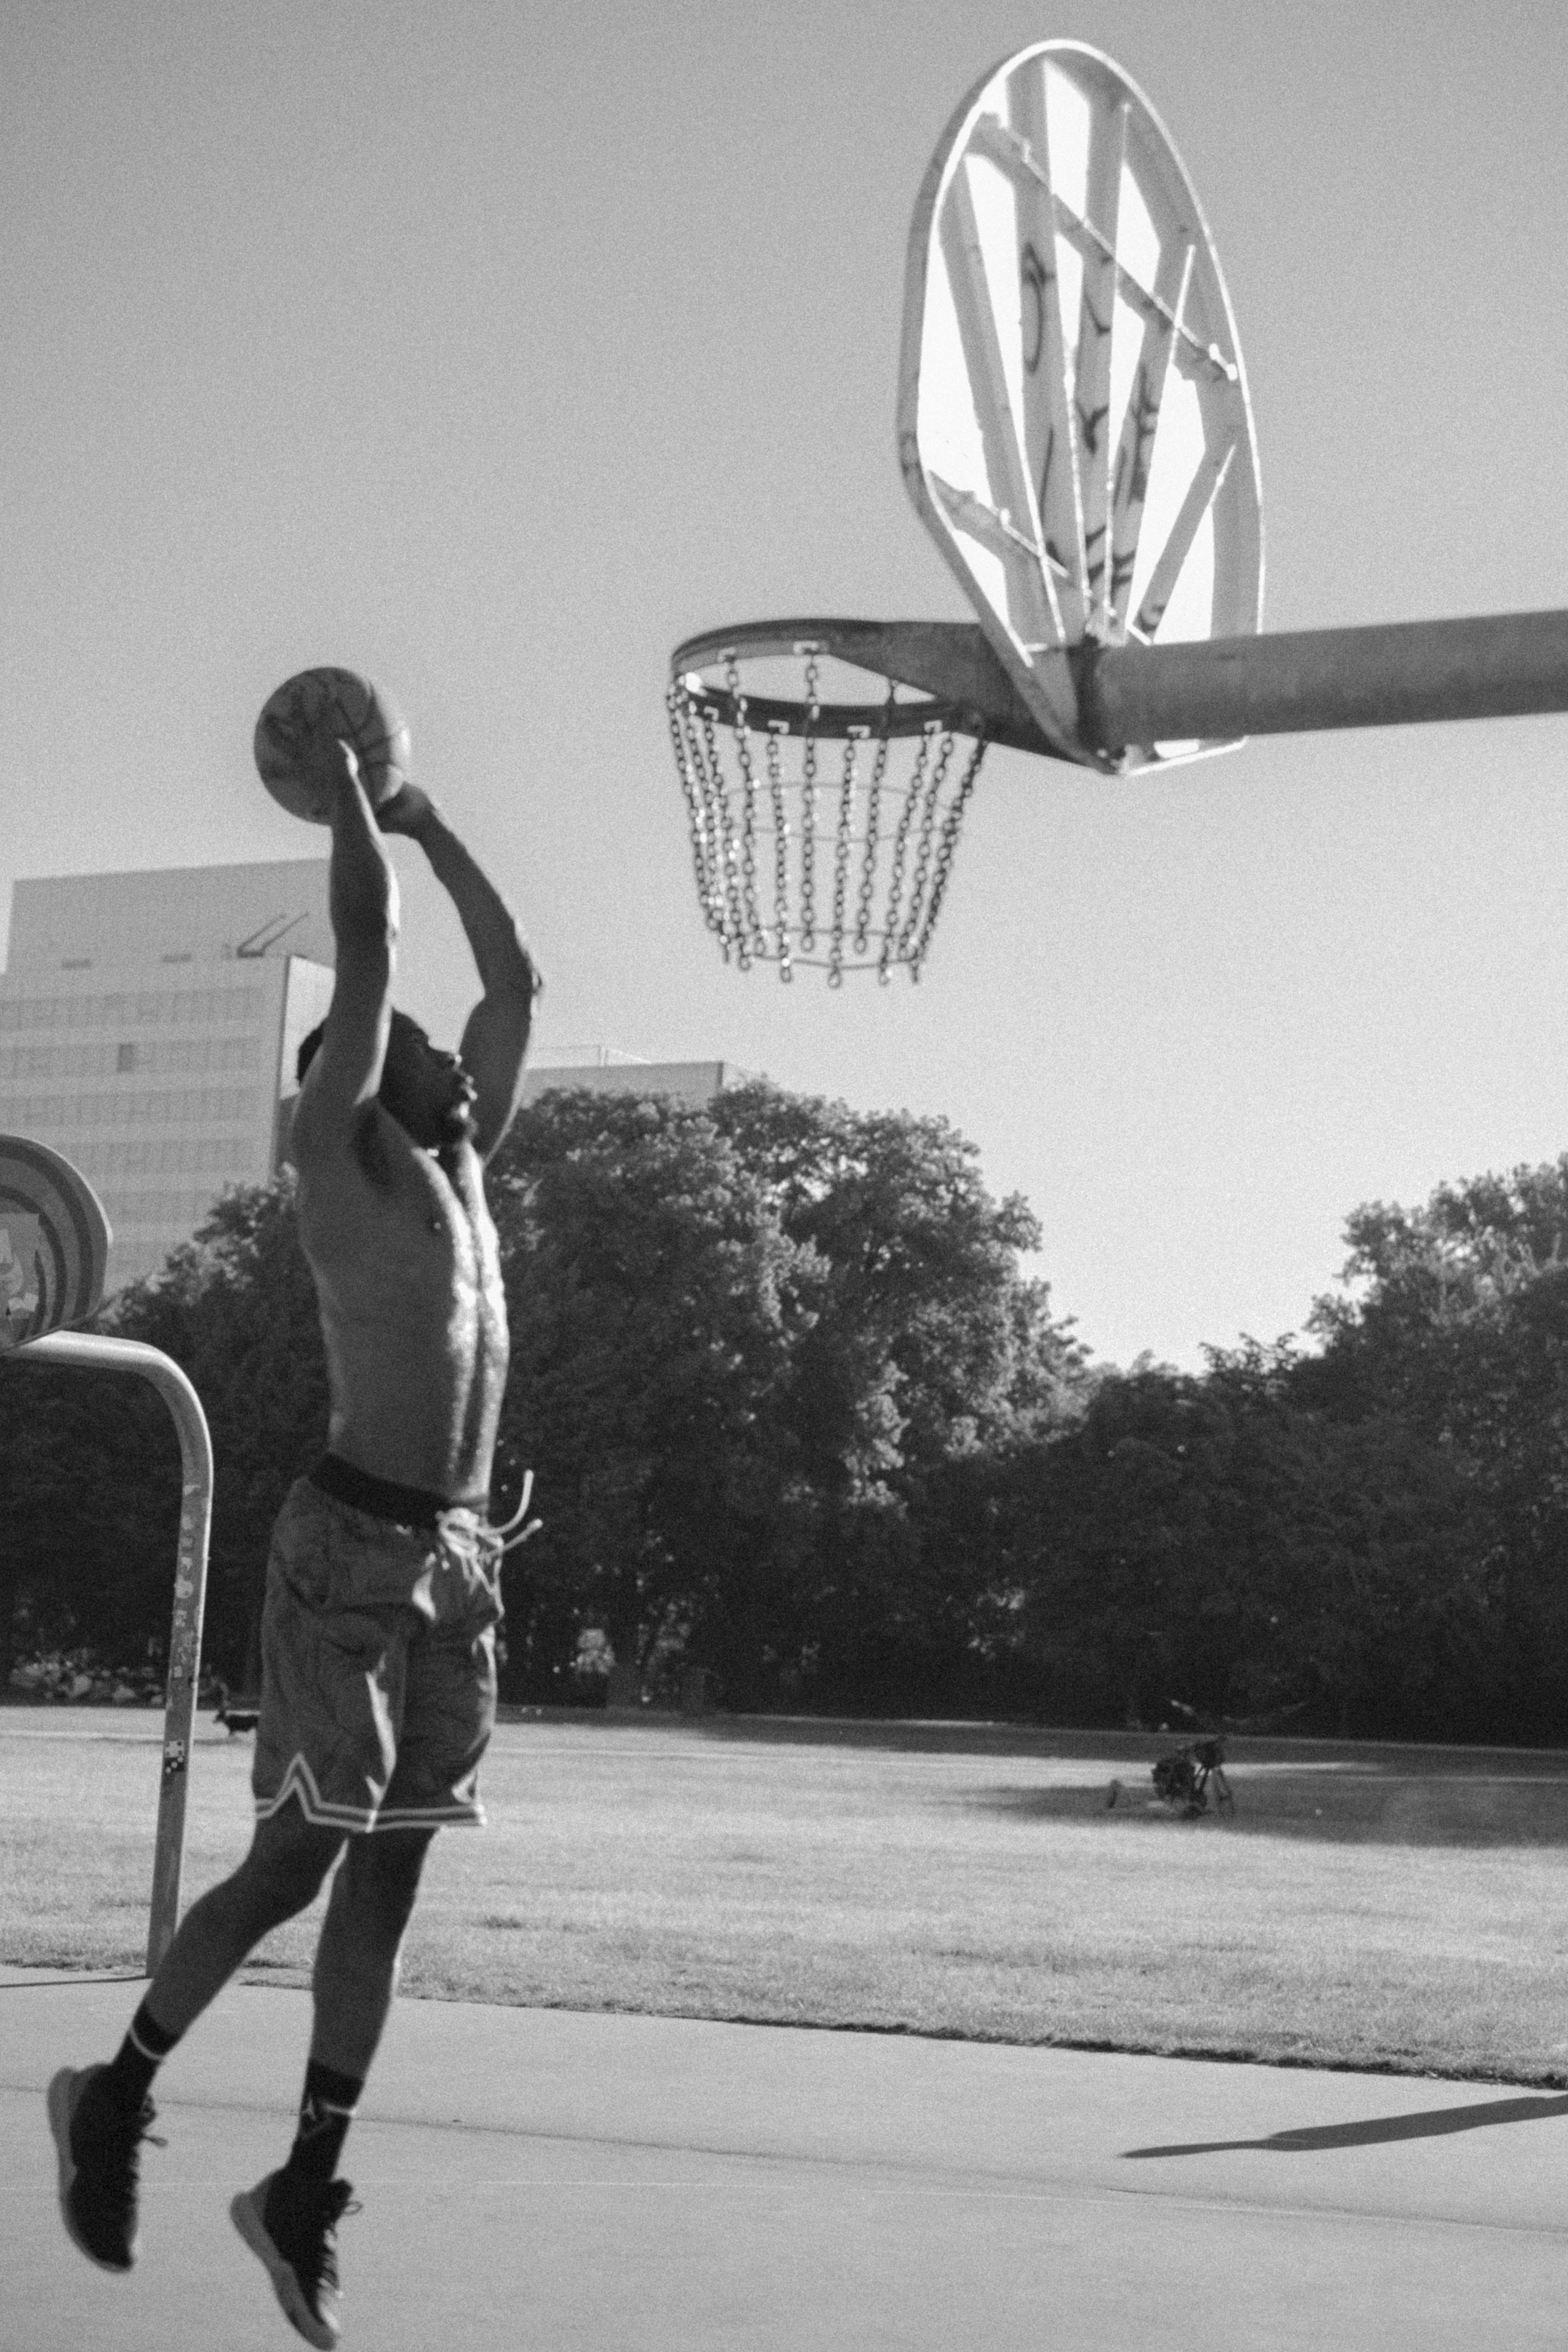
[1124, 2091, 1568, 2158]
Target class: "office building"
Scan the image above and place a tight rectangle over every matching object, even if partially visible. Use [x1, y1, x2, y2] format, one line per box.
[0, 862, 334, 1289]
[0, 859, 758, 1293]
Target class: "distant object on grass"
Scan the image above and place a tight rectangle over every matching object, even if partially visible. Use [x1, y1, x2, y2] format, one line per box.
[1107, 1736, 1235, 1819]
[1106, 1699, 1309, 1819]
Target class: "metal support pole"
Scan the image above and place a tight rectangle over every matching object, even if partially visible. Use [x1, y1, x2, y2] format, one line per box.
[1084, 608, 1568, 751]
[19, 1332, 213, 1974]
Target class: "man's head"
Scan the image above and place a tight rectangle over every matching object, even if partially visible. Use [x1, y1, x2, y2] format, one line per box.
[296, 1009, 476, 1148]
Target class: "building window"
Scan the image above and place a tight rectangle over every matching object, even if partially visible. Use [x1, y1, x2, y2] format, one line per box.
[116, 1042, 136, 1073]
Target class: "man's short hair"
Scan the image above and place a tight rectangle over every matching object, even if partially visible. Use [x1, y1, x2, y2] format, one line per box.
[296, 1008, 424, 1087]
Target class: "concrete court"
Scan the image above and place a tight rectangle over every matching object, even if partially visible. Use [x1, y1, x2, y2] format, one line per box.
[2, 1970, 1566, 2352]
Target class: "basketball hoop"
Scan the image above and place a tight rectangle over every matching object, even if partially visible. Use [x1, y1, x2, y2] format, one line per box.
[667, 623, 997, 984]
[668, 40, 1568, 983]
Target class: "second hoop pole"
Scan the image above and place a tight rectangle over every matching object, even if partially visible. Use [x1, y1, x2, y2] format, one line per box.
[18, 1331, 214, 1974]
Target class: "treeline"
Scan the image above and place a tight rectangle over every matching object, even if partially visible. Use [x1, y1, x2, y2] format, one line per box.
[6, 1085, 1568, 1742]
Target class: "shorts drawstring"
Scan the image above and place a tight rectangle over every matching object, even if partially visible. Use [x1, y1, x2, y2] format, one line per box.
[489, 1468, 542, 1554]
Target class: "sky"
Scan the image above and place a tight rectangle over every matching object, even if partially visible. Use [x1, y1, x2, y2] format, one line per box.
[4, 0, 1568, 1371]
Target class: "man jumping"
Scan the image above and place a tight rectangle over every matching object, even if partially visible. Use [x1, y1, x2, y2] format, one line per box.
[49, 740, 539, 2347]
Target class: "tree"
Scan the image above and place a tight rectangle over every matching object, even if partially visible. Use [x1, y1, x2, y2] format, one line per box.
[109, 1178, 330, 1683]
[998, 1340, 1485, 1737]
[710, 1085, 1069, 1458]
[492, 1083, 1087, 1709]
[488, 1090, 823, 1704]
[707, 1085, 1087, 1704]
[1303, 1158, 1568, 1736]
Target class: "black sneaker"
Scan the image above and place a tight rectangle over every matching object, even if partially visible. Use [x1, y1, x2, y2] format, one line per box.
[47, 2063, 161, 2271]
[231, 2168, 356, 2349]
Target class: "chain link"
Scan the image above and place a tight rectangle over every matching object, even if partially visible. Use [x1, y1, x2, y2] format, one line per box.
[897, 727, 956, 961]
[853, 701, 894, 959]
[798, 652, 821, 953]
[699, 680, 748, 967]
[911, 734, 988, 977]
[828, 731, 864, 988]
[724, 656, 764, 958]
[765, 721, 793, 980]
[878, 725, 934, 983]
[692, 694, 740, 949]
[667, 685, 723, 936]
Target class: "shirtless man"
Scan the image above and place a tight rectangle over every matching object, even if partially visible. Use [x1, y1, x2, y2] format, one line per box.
[48, 744, 538, 2347]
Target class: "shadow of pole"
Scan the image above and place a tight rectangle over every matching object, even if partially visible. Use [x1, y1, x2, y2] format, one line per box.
[1123, 2092, 1568, 2158]
[0, 1976, 147, 1990]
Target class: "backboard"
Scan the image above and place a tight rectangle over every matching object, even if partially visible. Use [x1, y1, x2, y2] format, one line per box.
[897, 40, 1263, 770]
[0, 1135, 113, 1350]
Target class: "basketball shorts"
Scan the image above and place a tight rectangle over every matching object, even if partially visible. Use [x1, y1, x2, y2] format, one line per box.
[253, 1475, 504, 1835]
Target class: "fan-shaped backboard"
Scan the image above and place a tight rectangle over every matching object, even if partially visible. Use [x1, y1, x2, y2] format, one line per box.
[899, 41, 1263, 771]
[0, 1135, 113, 1350]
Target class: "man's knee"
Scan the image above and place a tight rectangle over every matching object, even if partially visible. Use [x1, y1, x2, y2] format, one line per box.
[239, 1804, 345, 1922]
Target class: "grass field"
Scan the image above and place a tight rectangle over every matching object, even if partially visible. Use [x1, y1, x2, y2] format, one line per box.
[6, 1709, 1568, 2083]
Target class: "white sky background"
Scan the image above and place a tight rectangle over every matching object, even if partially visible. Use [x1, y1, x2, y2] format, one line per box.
[4, 0, 1568, 1370]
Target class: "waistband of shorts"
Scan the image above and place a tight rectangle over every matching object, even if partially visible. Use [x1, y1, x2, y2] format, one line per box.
[308, 1452, 489, 1530]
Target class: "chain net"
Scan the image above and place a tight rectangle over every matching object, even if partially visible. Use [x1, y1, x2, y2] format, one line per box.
[666, 648, 988, 984]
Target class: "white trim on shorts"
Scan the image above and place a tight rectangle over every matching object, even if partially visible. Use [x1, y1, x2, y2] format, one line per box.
[254, 1752, 486, 1835]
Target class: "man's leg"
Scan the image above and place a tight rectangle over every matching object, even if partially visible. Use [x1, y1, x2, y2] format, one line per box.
[148, 1804, 348, 2036]
[276, 1825, 438, 2182]
[49, 1802, 343, 2274]
[309, 1825, 437, 2079]
[230, 1828, 436, 2351]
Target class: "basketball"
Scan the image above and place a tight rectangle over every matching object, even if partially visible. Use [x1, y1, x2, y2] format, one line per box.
[253, 668, 413, 824]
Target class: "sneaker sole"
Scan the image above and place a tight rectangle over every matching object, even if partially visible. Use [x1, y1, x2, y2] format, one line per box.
[46, 2067, 136, 2274]
[231, 2181, 339, 2350]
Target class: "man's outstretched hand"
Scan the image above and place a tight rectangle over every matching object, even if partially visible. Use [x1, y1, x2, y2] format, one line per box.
[325, 737, 439, 835]
[375, 779, 440, 836]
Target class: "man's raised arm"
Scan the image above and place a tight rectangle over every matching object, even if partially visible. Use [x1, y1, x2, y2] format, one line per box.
[291, 748, 399, 1155]
[380, 786, 538, 1159]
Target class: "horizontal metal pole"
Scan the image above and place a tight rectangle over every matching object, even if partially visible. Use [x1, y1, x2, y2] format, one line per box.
[1084, 608, 1568, 749]
[672, 609, 1568, 766]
